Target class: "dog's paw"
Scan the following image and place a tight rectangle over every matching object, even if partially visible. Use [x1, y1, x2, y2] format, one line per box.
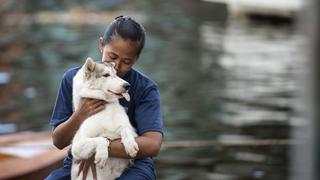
[94, 138, 110, 168]
[122, 136, 139, 158]
[72, 144, 94, 160]
[94, 149, 109, 168]
[72, 138, 101, 160]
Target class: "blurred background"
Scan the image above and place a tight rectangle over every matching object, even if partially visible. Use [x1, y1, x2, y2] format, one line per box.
[0, 0, 314, 179]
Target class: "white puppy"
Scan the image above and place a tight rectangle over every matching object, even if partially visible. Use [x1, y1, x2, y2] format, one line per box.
[71, 57, 139, 180]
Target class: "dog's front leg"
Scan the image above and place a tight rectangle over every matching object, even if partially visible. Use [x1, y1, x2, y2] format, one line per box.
[72, 137, 109, 162]
[72, 137, 97, 160]
[120, 127, 139, 158]
[94, 137, 110, 168]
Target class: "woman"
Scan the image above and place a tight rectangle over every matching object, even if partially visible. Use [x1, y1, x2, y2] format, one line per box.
[46, 15, 164, 180]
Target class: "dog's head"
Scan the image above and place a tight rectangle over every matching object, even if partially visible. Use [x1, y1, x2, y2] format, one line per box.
[82, 57, 130, 102]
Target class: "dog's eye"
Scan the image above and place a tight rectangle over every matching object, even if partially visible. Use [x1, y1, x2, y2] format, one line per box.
[103, 73, 110, 77]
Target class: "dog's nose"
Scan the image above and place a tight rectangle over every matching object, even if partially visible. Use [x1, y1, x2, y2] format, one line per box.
[123, 83, 130, 90]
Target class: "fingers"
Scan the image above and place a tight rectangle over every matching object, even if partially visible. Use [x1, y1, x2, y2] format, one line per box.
[77, 155, 97, 180]
[91, 104, 106, 115]
[77, 161, 85, 177]
[82, 160, 89, 180]
[84, 99, 105, 110]
[91, 163, 97, 180]
[78, 98, 106, 118]
[91, 100, 106, 110]
[81, 98, 105, 107]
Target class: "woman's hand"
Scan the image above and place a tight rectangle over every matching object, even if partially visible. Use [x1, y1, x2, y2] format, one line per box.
[77, 155, 97, 180]
[74, 98, 107, 122]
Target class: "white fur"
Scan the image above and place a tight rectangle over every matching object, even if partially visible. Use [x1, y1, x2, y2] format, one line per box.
[71, 57, 138, 180]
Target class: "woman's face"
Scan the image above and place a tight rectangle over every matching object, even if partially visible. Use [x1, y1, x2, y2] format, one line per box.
[99, 36, 139, 77]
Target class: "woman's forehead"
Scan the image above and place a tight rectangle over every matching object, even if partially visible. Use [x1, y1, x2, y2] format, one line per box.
[105, 38, 139, 58]
[97, 62, 116, 74]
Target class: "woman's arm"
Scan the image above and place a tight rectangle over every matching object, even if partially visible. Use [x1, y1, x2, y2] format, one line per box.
[109, 131, 163, 159]
[52, 98, 106, 149]
[52, 112, 84, 149]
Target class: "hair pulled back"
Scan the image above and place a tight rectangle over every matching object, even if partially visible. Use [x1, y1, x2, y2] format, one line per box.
[102, 15, 146, 56]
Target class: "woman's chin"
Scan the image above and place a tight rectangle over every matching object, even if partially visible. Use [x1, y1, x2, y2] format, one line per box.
[117, 73, 125, 78]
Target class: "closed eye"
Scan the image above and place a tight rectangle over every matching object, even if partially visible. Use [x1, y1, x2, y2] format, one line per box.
[123, 59, 132, 65]
[103, 73, 110, 77]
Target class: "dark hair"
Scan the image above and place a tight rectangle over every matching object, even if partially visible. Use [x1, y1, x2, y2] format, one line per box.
[102, 15, 146, 56]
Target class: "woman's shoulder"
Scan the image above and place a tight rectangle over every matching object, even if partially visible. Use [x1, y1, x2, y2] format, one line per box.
[128, 69, 160, 101]
[130, 68, 158, 90]
[60, 66, 81, 87]
[63, 66, 81, 79]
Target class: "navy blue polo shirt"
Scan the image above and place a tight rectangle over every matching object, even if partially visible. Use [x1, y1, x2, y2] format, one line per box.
[46, 67, 163, 180]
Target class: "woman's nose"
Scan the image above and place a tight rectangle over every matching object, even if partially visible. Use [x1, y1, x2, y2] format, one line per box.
[114, 60, 120, 71]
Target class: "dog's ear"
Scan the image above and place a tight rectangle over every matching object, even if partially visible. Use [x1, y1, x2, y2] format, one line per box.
[84, 57, 96, 79]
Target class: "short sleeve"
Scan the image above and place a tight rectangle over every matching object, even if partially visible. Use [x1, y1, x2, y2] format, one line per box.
[49, 72, 73, 128]
[134, 85, 163, 135]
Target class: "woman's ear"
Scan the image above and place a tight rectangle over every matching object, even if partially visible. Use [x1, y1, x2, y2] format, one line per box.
[99, 37, 104, 53]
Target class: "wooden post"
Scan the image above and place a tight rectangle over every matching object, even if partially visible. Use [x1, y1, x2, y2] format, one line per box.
[290, 0, 318, 179]
[312, 0, 320, 178]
